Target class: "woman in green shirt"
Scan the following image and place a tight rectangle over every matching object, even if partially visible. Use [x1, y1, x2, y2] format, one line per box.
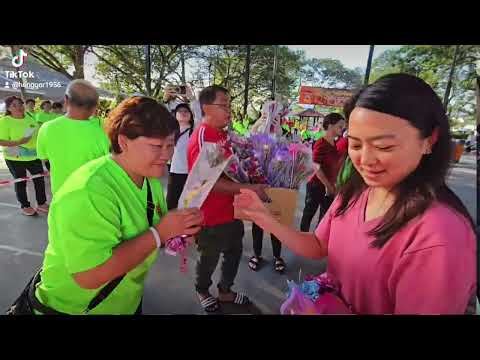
[30, 96, 204, 315]
[0, 96, 48, 216]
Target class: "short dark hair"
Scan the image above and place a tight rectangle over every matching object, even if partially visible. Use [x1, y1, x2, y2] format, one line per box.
[25, 99, 35, 105]
[322, 113, 345, 130]
[40, 100, 51, 110]
[4, 96, 22, 116]
[198, 85, 229, 116]
[52, 102, 63, 110]
[105, 96, 179, 154]
[337, 73, 475, 248]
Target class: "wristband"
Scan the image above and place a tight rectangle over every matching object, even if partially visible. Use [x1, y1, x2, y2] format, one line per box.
[149, 227, 162, 248]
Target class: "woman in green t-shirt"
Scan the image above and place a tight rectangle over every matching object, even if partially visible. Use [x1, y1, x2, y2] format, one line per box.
[30, 96, 204, 315]
[0, 96, 48, 216]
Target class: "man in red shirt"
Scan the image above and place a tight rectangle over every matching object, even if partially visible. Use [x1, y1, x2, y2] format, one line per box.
[300, 113, 346, 232]
[187, 85, 268, 313]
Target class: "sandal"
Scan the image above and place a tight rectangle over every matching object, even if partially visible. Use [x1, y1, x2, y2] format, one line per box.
[274, 257, 286, 273]
[248, 256, 263, 271]
[218, 291, 251, 306]
[198, 293, 220, 313]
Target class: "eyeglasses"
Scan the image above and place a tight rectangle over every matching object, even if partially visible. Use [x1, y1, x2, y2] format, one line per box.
[208, 103, 231, 111]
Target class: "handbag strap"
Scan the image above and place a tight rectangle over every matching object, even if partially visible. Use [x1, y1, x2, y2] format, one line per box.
[85, 178, 154, 313]
[27, 179, 155, 315]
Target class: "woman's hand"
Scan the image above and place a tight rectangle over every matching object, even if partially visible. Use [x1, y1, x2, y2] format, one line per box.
[234, 188, 275, 226]
[248, 183, 270, 202]
[155, 208, 204, 243]
[185, 85, 195, 101]
[16, 136, 32, 146]
[163, 85, 178, 103]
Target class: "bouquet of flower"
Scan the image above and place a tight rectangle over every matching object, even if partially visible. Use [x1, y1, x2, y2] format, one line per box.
[225, 132, 314, 190]
[280, 273, 353, 315]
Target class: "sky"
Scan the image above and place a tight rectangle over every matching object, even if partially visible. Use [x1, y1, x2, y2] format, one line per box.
[84, 45, 403, 87]
[287, 45, 402, 70]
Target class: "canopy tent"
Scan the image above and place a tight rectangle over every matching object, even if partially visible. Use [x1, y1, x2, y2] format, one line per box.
[290, 108, 325, 131]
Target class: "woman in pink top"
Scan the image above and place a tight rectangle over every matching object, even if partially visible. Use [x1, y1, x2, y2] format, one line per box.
[234, 74, 477, 314]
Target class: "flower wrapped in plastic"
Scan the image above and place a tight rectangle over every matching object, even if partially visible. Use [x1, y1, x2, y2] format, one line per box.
[280, 273, 353, 315]
[167, 142, 232, 273]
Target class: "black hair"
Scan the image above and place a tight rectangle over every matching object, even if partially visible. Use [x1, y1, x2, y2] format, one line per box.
[198, 85, 229, 116]
[40, 100, 51, 110]
[4, 96, 23, 116]
[174, 103, 194, 136]
[322, 112, 345, 130]
[337, 73, 475, 248]
[52, 102, 63, 110]
[25, 99, 35, 106]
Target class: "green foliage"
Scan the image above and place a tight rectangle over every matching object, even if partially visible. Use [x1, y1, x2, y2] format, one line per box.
[92, 45, 201, 99]
[28, 45, 90, 79]
[232, 115, 255, 136]
[300, 58, 363, 90]
[370, 45, 480, 127]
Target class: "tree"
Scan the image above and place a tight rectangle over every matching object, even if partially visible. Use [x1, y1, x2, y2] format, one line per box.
[370, 45, 480, 126]
[28, 45, 90, 79]
[91, 45, 201, 99]
[188, 45, 305, 120]
[300, 58, 363, 90]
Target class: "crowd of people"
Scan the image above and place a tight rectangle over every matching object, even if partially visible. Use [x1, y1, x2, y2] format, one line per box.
[1, 73, 477, 315]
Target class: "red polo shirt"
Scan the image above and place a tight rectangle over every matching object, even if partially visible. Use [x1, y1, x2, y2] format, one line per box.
[187, 123, 234, 227]
[309, 137, 343, 186]
[336, 136, 348, 157]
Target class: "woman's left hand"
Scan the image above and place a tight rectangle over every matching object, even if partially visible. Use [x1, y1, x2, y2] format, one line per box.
[234, 189, 274, 226]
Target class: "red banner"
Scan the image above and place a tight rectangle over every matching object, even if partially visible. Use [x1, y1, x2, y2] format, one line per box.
[299, 86, 354, 107]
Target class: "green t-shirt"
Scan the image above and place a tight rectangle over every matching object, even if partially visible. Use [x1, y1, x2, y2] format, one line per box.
[36, 155, 167, 315]
[89, 116, 105, 129]
[36, 116, 110, 196]
[35, 111, 57, 125]
[0, 115, 40, 161]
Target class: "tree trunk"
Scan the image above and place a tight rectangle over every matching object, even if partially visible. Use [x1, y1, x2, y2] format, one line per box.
[72, 46, 85, 79]
[443, 45, 460, 110]
[144, 45, 152, 96]
[180, 46, 186, 84]
[243, 45, 251, 119]
[476, 75, 480, 126]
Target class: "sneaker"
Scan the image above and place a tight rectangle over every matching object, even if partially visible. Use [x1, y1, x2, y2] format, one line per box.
[21, 207, 37, 216]
[36, 203, 49, 214]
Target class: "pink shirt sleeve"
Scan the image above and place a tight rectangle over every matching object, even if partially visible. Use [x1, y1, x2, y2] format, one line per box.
[388, 210, 476, 314]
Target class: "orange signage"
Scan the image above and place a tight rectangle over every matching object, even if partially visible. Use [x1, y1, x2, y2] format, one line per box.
[299, 86, 354, 107]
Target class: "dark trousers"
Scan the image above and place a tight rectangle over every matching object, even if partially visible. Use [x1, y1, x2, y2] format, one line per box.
[195, 220, 244, 294]
[300, 181, 334, 232]
[252, 222, 281, 258]
[166, 172, 188, 210]
[5, 159, 47, 208]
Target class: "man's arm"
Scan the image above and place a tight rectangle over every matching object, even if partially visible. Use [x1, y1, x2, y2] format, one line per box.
[315, 164, 335, 190]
